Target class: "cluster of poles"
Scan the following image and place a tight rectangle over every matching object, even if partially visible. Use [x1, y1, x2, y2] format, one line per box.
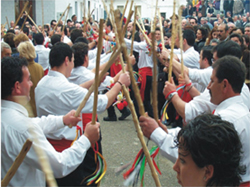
[1, 0, 186, 186]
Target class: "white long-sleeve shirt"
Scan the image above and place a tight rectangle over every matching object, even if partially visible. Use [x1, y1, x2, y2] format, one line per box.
[174, 47, 200, 69]
[35, 70, 108, 140]
[1, 100, 91, 187]
[35, 45, 50, 71]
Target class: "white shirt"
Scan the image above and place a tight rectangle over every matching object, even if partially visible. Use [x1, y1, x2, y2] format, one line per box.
[185, 84, 250, 122]
[150, 96, 250, 183]
[68, 66, 114, 91]
[124, 38, 153, 69]
[1, 100, 91, 186]
[189, 66, 213, 92]
[213, 96, 250, 182]
[63, 35, 71, 44]
[88, 52, 112, 70]
[35, 70, 108, 140]
[88, 48, 98, 61]
[174, 47, 200, 69]
[35, 45, 50, 70]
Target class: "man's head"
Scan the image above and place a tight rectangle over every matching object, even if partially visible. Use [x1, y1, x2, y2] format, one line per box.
[244, 23, 250, 37]
[127, 22, 133, 32]
[72, 15, 77, 22]
[1, 57, 32, 101]
[155, 27, 161, 41]
[51, 34, 62, 45]
[67, 19, 72, 27]
[199, 45, 213, 69]
[1, 41, 12, 58]
[180, 29, 195, 48]
[200, 17, 206, 25]
[189, 17, 197, 26]
[229, 33, 243, 46]
[50, 19, 57, 29]
[72, 42, 89, 68]
[49, 42, 74, 77]
[217, 23, 229, 41]
[227, 22, 235, 32]
[33, 33, 44, 45]
[70, 28, 84, 44]
[207, 56, 246, 105]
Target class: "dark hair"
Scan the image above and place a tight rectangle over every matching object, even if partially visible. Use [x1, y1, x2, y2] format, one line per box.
[183, 29, 195, 46]
[229, 33, 243, 45]
[33, 33, 44, 45]
[4, 33, 15, 48]
[106, 18, 113, 31]
[201, 45, 213, 66]
[197, 27, 208, 40]
[71, 15, 76, 20]
[50, 19, 56, 26]
[212, 55, 246, 93]
[72, 42, 89, 67]
[175, 114, 245, 187]
[1, 57, 28, 99]
[242, 34, 250, 45]
[23, 26, 29, 35]
[67, 19, 72, 23]
[50, 34, 61, 45]
[49, 42, 73, 68]
[190, 17, 197, 23]
[213, 40, 242, 59]
[74, 36, 89, 44]
[6, 29, 15, 34]
[70, 28, 84, 44]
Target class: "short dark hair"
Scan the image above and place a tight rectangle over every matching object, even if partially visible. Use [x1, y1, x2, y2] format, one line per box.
[23, 26, 29, 35]
[67, 19, 72, 23]
[70, 28, 83, 44]
[50, 19, 56, 26]
[213, 40, 242, 59]
[229, 33, 243, 45]
[183, 29, 195, 46]
[49, 42, 73, 68]
[4, 33, 15, 48]
[71, 15, 76, 20]
[74, 36, 89, 44]
[33, 33, 44, 45]
[1, 57, 28, 99]
[190, 17, 197, 23]
[201, 45, 213, 66]
[175, 114, 245, 187]
[212, 55, 246, 93]
[106, 18, 113, 31]
[50, 34, 61, 45]
[72, 42, 89, 67]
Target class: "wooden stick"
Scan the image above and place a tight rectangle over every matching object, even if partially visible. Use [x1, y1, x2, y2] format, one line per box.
[74, 46, 123, 119]
[29, 128, 57, 187]
[137, 10, 146, 32]
[115, 10, 161, 185]
[2, 22, 7, 30]
[21, 6, 32, 31]
[168, 0, 176, 82]
[158, 9, 165, 50]
[5, 16, 10, 29]
[91, 19, 104, 124]
[62, 6, 70, 36]
[83, 0, 86, 18]
[121, 10, 134, 37]
[1, 139, 32, 187]
[41, 0, 44, 32]
[136, 20, 151, 46]
[14, 1, 29, 28]
[120, 0, 129, 27]
[153, 0, 159, 32]
[26, 13, 41, 33]
[53, 4, 70, 32]
[130, 6, 137, 56]
[178, 6, 184, 77]
[151, 32, 159, 122]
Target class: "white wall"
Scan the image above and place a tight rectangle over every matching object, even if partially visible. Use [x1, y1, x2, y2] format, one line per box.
[1, 0, 15, 29]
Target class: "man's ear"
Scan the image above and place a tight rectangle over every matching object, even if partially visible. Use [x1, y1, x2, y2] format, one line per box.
[204, 165, 214, 182]
[222, 79, 229, 93]
[12, 81, 21, 95]
[64, 56, 69, 66]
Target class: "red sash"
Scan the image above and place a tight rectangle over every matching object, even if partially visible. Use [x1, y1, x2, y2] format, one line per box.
[240, 182, 250, 187]
[138, 67, 152, 101]
[47, 138, 72, 152]
[110, 63, 122, 77]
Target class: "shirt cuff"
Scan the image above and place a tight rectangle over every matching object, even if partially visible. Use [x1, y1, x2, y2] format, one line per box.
[150, 127, 168, 147]
[78, 135, 91, 149]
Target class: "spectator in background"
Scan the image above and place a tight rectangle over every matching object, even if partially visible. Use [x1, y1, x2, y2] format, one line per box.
[1, 41, 12, 58]
[205, 26, 218, 45]
[244, 23, 250, 37]
[195, 27, 208, 52]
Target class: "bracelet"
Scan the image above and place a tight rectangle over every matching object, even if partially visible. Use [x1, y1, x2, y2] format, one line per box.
[186, 82, 192, 87]
[165, 90, 176, 100]
[117, 81, 123, 86]
[187, 85, 193, 92]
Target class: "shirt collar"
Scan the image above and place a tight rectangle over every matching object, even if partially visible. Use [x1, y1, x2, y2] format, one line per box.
[214, 95, 242, 115]
[48, 70, 68, 82]
[1, 100, 28, 117]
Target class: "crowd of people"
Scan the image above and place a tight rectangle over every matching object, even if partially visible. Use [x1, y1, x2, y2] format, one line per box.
[1, 1, 250, 186]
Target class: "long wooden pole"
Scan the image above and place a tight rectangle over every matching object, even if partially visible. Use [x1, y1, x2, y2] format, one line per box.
[136, 10, 146, 32]
[91, 19, 104, 124]
[26, 13, 41, 33]
[121, 10, 134, 37]
[114, 10, 161, 187]
[73, 46, 124, 120]
[62, 6, 70, 36]
[21, 6, 32, 31]
[1, 139, 32, 187]
[14, 1, 29, 28]
[178, 6, 184, 77]
[41, 0, 44, 32]
[53, 4, 70, 32]
[120, 0, 129, 27]
[153, 0, 159, 32]
[5, 16, 10, 29]
[136, 20, 151, 45]
[168, 0, 176, 82]
[151, 32, 159, 122]
[130, 6, 137, 56]
[158, 9, 165, 50]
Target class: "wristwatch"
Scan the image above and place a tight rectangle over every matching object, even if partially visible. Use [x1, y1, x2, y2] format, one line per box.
[168, 91, 177, 101]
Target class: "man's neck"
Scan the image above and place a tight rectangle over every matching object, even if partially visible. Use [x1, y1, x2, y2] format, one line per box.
[183, 44, 191, 52]
[51, 66, 67, 77]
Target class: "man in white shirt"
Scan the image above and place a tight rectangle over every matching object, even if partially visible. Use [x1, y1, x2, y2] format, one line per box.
[35, 42, 130, 186]
[33, 33, 50, 74]
[1, 57, 100, 187]
[139, 55, 250, 185]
